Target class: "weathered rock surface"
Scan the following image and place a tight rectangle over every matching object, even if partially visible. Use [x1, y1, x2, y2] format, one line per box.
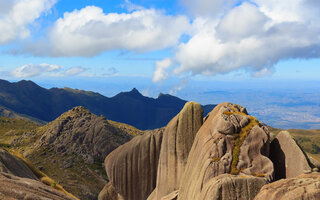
[254, 173, 320, 200]
[0, 172, 75, 200]
[199, 174, 268, 200]
[270, 130, 312, 180]
[0, 148, 37, 180]
[152, 102, 203, 199]
[36, 106, 132, 162]
[177, 103, 273, 200]
[98, 182, 124, 200]
[105, 128, 164, 200]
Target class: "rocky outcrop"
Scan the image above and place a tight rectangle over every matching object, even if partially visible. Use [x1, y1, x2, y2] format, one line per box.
[199, 174, 268, 200]
[35, 106, 132, 163]
[270, 130, 312, 180]
[152, 102, 203, 199]
[0, 148, 37, 180]
[98, 182, 124, 200]
[254, 173, 320, 200]
[177, 103, 273, 200]
[0, 172, 76, 200]
[105, 128, 164, 200]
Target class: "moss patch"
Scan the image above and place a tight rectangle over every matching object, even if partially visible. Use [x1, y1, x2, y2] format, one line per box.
[229, 111, 260, 175]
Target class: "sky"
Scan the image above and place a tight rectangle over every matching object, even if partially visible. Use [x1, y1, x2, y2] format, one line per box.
[0, 0, 320, 101]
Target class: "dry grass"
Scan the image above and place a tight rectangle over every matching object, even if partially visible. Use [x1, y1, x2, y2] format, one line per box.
[7, 150, 79, 200]
[107, 120, 143, 136]
[212, 157, 221, 162]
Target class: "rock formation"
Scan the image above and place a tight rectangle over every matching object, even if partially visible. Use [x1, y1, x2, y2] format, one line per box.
[35, 106, 132, 163]
[101, 102, 320, 200]
[254, 173, 320, 200]
[270, 130, 312, 180]
[0, 172, 76, 200]
[151, 102, 203, 199]
[98, 182, 124, 200]
[105, 128, 164, 200]
[0, 148, 37, 180]
[199, 174, 268, 200]
[177, 103, 273, 200]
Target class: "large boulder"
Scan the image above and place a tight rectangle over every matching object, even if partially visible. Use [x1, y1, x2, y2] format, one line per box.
[199, 174, 268, 200]
[177, 103, 273, 200]
[151, 102, 203, 199]
[254, 173, 320, 200]
[270, 130, 312, 180]
[0, 148, 37, 180]
[105, 128, 164, 200]
[0, 172, 76, 200]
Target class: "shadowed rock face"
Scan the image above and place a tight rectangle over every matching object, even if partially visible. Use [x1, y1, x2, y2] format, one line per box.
[254, 173, 320, 200]
[270, 131, 312, 180]
[0, 172, 75, 200]
[105, 128, 164, 200]
[177, 103, 273, 200]
[0, 148, 37, 180]
[36, 106, 132, 163]
[153, 102, 203, 199]
[199, 174, 268, 200]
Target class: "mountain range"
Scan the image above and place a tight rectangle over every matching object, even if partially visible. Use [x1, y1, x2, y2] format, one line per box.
[0, 79, 215, 130]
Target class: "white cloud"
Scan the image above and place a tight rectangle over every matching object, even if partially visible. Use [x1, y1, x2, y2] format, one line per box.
[0, 0, 56, 44]
[152, 58, 172, 82]
[170, 1, 320, 77]
[64, 67, 86, 76]
[11, 63, 61, 78]
[27, 6, 190, 57]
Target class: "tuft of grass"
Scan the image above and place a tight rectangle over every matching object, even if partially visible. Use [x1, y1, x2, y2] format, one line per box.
[212, 157, 221, 162]
[253, 173, 265, 177]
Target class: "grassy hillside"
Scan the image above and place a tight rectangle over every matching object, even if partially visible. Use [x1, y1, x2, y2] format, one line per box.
[0, 116, 125, 199]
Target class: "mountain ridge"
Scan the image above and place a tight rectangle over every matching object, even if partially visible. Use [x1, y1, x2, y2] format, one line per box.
[0, 79, 216, 130]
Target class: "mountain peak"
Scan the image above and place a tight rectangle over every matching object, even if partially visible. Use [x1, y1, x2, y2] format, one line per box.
[126, 88, 143, 97]
[130, 88, 140, 94]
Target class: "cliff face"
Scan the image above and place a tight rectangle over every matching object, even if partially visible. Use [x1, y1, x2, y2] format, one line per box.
[104, 128, 164, 200]
[153, 102, 203, 199]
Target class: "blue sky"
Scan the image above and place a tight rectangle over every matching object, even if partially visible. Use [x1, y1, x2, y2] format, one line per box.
[0, 0, 319, 100]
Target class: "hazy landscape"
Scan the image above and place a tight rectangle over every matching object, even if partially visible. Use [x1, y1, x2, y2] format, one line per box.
[1, 0, 320, 200]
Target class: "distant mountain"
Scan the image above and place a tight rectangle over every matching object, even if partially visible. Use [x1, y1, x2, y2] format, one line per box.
[0, 79, 216, 130]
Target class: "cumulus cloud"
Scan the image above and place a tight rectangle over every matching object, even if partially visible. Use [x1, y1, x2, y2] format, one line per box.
[11, 63, 61, 78]
[26, 6, 190, 56]
[64, 67, 87, 76]
[152, 58, 172, 82]
[170, 1, 320, 77]
[0, 0, 56, 44]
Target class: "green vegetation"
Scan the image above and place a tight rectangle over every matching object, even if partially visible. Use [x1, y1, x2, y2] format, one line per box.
[226, 110, 260, 175]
